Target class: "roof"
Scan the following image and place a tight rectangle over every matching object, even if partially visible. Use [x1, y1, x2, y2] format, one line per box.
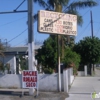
[1, 45, 42, 55]
[6, 45, 42, 52]
[6, 46, 28, 52]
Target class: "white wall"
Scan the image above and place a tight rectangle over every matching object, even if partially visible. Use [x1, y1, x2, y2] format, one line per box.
[0, 74, 64, 91]
[78, 71, 85, 76]
[0, 74, 21, 88]
[0, 68, 74, 92]
[68, 68, 74, 86]
[78, 65, 88, 76]
[39, 74, 64, 91]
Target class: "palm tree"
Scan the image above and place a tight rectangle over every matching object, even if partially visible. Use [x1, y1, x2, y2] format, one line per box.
[34, 0, 97, 25]
[34, 0, 98, 64]
[35, 0, 97, 58]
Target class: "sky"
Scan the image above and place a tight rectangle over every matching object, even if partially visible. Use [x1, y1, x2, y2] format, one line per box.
[0, 0, 100, 47]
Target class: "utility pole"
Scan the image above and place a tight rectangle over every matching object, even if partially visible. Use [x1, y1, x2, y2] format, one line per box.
[90, 11, 93, 38]
[90, 10, 94, 73]
[55, 4, 62, 92]
[27, 0, 35, 95]
[0, 0, 35, 95]
[0, 39, 1, 44]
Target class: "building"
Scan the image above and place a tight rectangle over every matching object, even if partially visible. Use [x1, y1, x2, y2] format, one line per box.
[0, 45, 41, 74]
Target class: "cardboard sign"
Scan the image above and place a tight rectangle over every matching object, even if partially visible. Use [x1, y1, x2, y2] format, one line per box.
[38, 10, 77, 36]
[22, 70, 38, 88]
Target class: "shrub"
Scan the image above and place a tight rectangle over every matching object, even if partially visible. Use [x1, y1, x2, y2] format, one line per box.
[62, 47, 81, 75]
[43, 67, 53, 74]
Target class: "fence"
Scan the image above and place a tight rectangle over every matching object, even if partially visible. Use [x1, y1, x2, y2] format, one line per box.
[0, 68, 74, 92]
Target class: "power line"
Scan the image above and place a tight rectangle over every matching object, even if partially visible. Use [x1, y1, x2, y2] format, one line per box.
[82, 9, 90, 17]
[95, 25, 100, 36]
[76, 22, 90, 40]
[8, 28, 27, 43]
[0, 16, 27, 27]
[13, 39, 26, 47]
[14, 0, 26, 11]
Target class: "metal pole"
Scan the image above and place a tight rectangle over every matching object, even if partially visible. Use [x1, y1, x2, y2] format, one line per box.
[90, 11, 94, 72]
[55, 4, 62, 92]
[0, 39, 1, 44]
[27, 0, 35, 95]
[90, 11, 93, 38]
[57, 35, 61, 92]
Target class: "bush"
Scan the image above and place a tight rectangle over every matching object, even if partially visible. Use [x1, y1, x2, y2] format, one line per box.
[62, 47, 81, 75]
[43, 67, 53, 74]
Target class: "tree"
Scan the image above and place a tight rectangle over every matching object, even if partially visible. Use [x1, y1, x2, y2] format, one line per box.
[19, 55, 28, 70]
[0, 43, 5, 56]
[34, 0, 98, 73]
[34, 0, 98, 57]
[73, 36, 100, 74]
[35, 36, 57, 73]
[0, 42, 5, 72]
[34, 0, 97, 25]
[62, 47, 81, 75]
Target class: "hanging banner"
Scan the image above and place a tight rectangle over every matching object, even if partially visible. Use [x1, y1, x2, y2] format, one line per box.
[38, 10, 77, 36]
[22, 70, 38, 88]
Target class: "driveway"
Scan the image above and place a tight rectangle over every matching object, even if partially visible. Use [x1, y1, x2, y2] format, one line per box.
[66, 76, 100, 100]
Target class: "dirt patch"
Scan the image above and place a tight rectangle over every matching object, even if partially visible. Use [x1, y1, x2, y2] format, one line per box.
[0, 91, 69, 100]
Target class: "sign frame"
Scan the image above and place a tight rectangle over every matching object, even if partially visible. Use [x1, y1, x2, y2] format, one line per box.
[22, 70, 38, 89]
[38, 10, 77, 36]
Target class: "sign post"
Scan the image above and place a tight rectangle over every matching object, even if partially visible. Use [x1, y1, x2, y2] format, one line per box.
[38, 10, 77, 92]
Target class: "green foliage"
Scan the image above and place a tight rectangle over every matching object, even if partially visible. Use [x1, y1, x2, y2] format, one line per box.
[61, 47, 80, 75]
[0, 61, 4, 72]
[62, 47, 81, 69]
[73, 36, 100, 64]
[34, 0, 97, 25]
[4, 63, 10, 73]
[36, 36, 57, 70]
[19, 55, 28, 70]
[43, 67, 53, 74]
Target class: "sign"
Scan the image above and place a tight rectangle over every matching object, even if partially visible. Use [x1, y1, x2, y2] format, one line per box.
[38, 10, 77, 36]
[22, 70, 38, 88]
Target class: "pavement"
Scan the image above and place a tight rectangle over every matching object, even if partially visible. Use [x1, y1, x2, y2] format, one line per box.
[65, 77, 100, 100]
[65, 68, 100, 100]
[1, 68, 100, 100]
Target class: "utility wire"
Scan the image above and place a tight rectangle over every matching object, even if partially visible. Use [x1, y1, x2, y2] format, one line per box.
[0, 16, 27, 27]
[14, 0, 26, 11]
[13, 39, 26, 47]
[76, 22, 90, 40]
[82, 9, 90, 17]
[8, 28, 27, 43]
[95, 25, 100, 36]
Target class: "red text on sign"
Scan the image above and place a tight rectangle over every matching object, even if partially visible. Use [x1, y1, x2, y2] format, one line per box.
[23, 77, 37, 82]
[23, 71, 37, 76]
[26, 82, 36, 87]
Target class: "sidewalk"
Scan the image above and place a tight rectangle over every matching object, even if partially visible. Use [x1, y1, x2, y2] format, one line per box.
[65, 77, 100, 100]
[0, 88, 68, 100]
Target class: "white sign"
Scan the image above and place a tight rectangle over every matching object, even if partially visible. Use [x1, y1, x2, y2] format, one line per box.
[22, 70, 38, 88]
[38, 10, 77, 36]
